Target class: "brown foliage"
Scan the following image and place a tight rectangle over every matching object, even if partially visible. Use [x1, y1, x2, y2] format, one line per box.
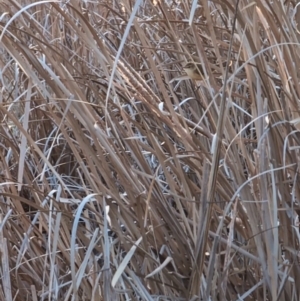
[0, 0, 300, 300]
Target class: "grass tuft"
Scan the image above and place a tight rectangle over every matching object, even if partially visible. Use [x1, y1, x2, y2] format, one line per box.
[1, 1, 300, 300]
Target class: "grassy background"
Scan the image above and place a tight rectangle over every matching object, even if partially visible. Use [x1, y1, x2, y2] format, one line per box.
[1, 0, 300, 300]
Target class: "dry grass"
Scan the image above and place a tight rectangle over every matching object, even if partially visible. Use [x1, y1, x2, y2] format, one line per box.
[1, 0, 300, 300]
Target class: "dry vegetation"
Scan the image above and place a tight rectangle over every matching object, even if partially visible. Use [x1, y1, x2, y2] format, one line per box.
[1, 0, 300, 300]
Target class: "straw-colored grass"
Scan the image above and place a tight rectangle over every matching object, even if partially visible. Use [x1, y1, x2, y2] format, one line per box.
[1, 0, 300, 300]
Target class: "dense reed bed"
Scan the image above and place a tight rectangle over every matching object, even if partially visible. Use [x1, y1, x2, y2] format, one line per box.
[1, 1, 300, 300]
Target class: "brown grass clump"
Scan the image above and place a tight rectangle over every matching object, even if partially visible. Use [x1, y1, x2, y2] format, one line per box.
[1, 0, 300, 300]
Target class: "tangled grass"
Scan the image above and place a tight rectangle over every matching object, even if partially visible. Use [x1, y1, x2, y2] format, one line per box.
[1, 0, 300, 300]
